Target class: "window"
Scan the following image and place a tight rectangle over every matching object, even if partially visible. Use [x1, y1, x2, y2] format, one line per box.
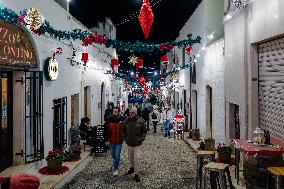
[53, 97, 67, 149]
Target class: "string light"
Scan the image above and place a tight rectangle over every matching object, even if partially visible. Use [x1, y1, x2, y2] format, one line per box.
[115, 0, 164, 27]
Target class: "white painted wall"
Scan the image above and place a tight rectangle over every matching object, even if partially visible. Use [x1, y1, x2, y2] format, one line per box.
[224, 0, 284, 141]
[170, 0, 225, 144]
[2, 0, 125, 157]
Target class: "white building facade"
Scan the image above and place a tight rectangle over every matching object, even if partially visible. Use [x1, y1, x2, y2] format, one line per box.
[0, 0, 126, 172]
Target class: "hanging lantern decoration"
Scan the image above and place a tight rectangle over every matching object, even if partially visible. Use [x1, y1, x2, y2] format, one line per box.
[185, 46, 193, 55]
[161, 54, 169, 66]
[139, 75, 146, 86]
[136, 58, 144, 73]
[138, 0, 154, 39]
[81, 52, 89, 66]
[111, 58, 120, 72]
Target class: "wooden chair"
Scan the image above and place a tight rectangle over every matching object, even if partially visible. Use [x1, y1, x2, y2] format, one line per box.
[203, 162, 234, 189]
[267, 167, 284, 189]
[196, 151, 215, 188]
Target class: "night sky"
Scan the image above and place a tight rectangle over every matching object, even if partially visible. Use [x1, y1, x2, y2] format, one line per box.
[70, 0, 201, 77]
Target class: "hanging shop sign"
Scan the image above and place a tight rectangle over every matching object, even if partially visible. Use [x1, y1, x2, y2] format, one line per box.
[44, 57, 58, 81]
[0, 20, 37, 68]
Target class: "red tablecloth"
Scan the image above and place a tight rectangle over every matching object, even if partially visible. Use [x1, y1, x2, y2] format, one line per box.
[231, 139, 284, 155]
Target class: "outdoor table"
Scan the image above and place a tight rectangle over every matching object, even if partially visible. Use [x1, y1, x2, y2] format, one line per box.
[231, 139, 284, 187]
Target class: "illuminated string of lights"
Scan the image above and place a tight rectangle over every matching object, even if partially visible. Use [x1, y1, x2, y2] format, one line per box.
[115, 0, 164, 27]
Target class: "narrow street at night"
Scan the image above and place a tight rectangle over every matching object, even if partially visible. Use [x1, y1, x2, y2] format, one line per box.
[63, 130, 196, 189]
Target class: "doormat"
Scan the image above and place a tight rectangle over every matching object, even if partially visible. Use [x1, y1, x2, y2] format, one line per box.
[39, 166, 69, 175]
[64, 157, 82, 162]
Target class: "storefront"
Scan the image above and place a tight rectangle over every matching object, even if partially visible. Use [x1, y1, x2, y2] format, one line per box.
[0, 19, 41, 172]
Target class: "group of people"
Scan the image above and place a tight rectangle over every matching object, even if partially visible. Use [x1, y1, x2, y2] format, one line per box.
[99, 102, 176, 182]
[104, 103, 147, 182]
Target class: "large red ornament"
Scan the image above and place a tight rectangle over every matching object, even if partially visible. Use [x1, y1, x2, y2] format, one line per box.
[81, 52, 89, 66]
[138, 0, 154, 39]
[139, 75, 146, 86]
[111, 58, 120, 72]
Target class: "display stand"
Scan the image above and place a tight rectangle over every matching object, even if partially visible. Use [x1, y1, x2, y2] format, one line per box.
[174, 113, 185, 139]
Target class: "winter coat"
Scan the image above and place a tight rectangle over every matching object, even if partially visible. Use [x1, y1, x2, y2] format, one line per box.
[160, 109, 174, 123]
[122, 116, 147, 147]
[106, 116, 123, 144]
[149, 109, 160, 122]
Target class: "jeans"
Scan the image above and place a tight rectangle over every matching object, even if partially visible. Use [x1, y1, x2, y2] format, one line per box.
[109, 143, 122, 170]
[164, 121, 171, 137]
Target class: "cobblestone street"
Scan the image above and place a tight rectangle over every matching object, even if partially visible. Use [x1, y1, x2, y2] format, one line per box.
[63, 129, 196, 189]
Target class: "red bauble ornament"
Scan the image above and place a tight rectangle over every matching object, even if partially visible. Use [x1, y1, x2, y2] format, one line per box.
[138, 0, 154, 39]
[81, 52, 89, 66]
[185, 46, 193, 54]
[160, 44, 174, 52]
[111, 58, 120, 72]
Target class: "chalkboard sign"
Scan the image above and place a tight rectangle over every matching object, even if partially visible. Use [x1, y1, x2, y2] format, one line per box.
[92, 125, 106, 155]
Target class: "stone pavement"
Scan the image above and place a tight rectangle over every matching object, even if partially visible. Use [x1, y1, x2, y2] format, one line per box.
[62, 129, 197, 189]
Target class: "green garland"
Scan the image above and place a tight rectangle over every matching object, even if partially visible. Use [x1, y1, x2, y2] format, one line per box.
[0, 5, 201, 53]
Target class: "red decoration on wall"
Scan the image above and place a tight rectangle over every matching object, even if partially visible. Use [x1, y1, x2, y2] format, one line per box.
[138, 0, 154, 39]
[160, 44, 174, 52]
[139, 75, 146, 86]
[185, 46, 193, 54]
[82, 33, 108, 47]
[111, 58, 120, 72]
[81, 52, 89, 66]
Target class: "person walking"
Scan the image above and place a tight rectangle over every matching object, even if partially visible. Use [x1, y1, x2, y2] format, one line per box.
[104, 102, 114, 123]
[122, 107, 147, 182]
[105, 107, 123, 176]
[141, 106, 150, 131]
[149, 105, 160, 133]
[161, 106, 172, 138]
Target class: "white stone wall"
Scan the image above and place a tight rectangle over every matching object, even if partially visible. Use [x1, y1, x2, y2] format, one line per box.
[224, 0, 284, 141]
[2, 0, 125, 156]
[170, 0, 225, 144]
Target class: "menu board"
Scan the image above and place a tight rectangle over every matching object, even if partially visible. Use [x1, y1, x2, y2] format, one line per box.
[94, 125, 106, 154]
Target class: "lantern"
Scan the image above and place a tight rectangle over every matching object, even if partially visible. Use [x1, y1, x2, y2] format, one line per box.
[81, 52, 89, 66]
[138, 0, 154, 39]
[161, 54, 169, 65]
[111, 58, 120, 72]
[185, 46, 193, 54]
[136, 58, 144, 73]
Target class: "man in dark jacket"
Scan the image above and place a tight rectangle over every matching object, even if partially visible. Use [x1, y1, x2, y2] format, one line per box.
[122, 107, 147, 182]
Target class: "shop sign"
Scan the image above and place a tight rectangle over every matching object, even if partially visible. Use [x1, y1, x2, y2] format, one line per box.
[0, 20, 37, 67]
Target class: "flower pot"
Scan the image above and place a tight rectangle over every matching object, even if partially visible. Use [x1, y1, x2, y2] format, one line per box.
[47, 160, 62, 172]
[218, 152, 232, 164]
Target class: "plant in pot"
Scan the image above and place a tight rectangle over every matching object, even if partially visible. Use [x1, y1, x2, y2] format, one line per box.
[216, 143, 232, 164]
[46, 149, 66, 172]
[71, 144, 83, 158]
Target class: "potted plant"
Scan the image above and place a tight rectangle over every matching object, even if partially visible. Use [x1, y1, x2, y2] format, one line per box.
[46, 149, 66, 172]
[71, 144, 83, 158]
[216, 143, 232, 164]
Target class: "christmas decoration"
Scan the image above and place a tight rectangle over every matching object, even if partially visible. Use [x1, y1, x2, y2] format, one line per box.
[185, 46, 193, 54]
[139, 0, 154, 39]
[82, 33, 108, 46]
[161, 54, 169, 66]
[139, 75, 146, 86]
[44, 57, 59, 81]
[160, 44, 174, 52]
[18, 8, 44, 31]
[52, 47, 63, 59]
[128, 54, 138, 66]
[81, 52, 89, 66]
[136, 58, 144, 73]
[111, 58, 120, 72]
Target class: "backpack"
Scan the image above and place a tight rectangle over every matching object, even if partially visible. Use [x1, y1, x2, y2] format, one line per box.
[152, 112, 157, 119]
